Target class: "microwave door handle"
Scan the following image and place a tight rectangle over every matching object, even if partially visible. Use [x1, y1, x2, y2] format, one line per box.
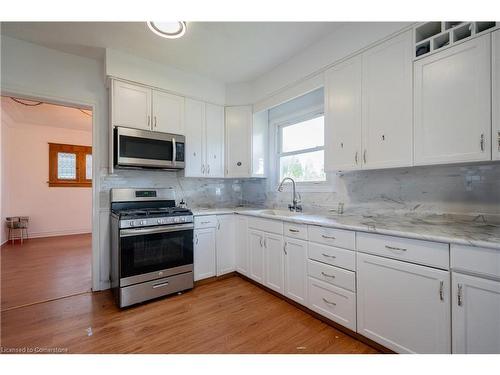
[172, 137, 176, 167]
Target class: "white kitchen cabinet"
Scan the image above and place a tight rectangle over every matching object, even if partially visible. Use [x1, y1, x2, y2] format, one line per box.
[248, 229, 265, 283]
[152, 90, 185, 135]
[452, 273, 500, 354]
[493, 30, 500, 160]
[215, 215, 235, 276]
[324, 55, 362, 171]
[235, 215, 249, 276]
[361, 30, 413, 169]
[205, 103, 225, 177]
[263, 232, 285, 294]
[184, 98, 206, 177]
[112, 80, 152, 130]
[194, 228, 216, 281]
[225, 106, 252, 177]
[284, 237, 308, 305]
[251, 110, 268, 177]
[414, 34, 492, 165]
[357, 252, 451, 353]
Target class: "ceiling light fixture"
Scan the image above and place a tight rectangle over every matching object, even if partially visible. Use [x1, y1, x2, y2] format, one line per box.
[147, 21, 187, 39]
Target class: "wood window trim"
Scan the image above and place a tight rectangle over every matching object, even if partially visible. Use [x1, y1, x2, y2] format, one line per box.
[48, 143, 92, 188]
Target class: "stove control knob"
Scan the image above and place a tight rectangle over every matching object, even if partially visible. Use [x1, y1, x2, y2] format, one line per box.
[140, 220, 146, 226]
[174, 217, 180, 223]
[157, 219, 162, 224]
[129, 221, 135, 227]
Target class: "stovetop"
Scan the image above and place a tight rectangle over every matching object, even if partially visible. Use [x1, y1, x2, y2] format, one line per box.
[113, 207, 192, 220]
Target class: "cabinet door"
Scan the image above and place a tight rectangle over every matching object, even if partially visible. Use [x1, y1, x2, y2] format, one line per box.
[452, 273, 500, 354]
[152, 90, 185, 135]
[493, 30, 500, 160]
[263, 233, 284, 294]
[284, 238, 308, 305]
[205, 103, 225, 178]
[184, 98, 206, 177]
[248, 229, 265, 284]
[324, 56, 362, 171]
[357, 252, 451, 353]
[194, 228, 216, 281]
[414, 34, 491, 165]
[362, 31, 413, 169]
[235, 215, 249, 276]
[215, 215, 235, 276]
[252, 110, 268, 177]
[225, 106, 252, 177]
[112, 80, 151, 130]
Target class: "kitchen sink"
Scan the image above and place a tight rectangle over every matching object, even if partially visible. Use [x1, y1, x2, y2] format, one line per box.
[256, 209, 302, 217]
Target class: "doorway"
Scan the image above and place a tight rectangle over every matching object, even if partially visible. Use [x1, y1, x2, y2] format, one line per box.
[1, 95, 94, 310]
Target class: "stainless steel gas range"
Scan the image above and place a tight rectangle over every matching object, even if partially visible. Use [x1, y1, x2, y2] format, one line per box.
[110, 188, 194, 308]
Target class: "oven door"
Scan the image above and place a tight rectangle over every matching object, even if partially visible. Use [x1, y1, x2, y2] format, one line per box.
[119, 223, 193, 287]
[115, 127, 185, 169]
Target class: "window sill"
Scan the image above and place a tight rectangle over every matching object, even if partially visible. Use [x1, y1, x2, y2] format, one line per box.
[48, 181, 92, 188]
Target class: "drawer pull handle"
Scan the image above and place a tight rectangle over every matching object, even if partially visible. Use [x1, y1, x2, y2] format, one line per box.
[322, 253, 336, 259]
[200, 221, 210, 224]
[457, 284, 463, 306]
[321, 272, 336, 279]
[385, 245, 407, 252]
[289, 229, 300, 233]
[152, 282, 169, 289]
[439, 280, 444, 301]
[322, 235, 336, 240]
[322, 298, 336, 306]
[284, 242, 288, 255]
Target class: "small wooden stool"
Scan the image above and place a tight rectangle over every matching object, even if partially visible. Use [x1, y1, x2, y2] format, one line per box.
[6, 217, 29, 244]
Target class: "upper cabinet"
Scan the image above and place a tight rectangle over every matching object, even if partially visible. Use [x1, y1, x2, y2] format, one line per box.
[111, 79, 184, 135]
[493, 30, 500, 161]
[324, 30, 413, 171]
[184, 99, 225, 178]
[414, 34, 492, 165]
[362, 31, 413, 169]
[112, 80, 152, 130]
[152, 90, 185, 134]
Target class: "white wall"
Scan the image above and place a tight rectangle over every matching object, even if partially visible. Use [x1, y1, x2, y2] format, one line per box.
[2, 118, 92, 239]
[105, 49, 226, 105]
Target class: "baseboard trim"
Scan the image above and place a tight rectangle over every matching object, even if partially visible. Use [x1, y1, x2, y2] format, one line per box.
[194, 272, 237, 287]
[235, 273, 394, 354]
[6, 230, 91, 241]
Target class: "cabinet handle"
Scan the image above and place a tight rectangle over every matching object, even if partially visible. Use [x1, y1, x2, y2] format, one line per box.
[200, 221, 210, 224]
[195, 234, 199, 245]
[289, 228, 299, 233]
[284, 242, 288, 255]
[154, 116, 157, 128]
[147, 115, 151, 128]
[263, 238, 267, 248]
[207, 164, 210, 175]
[363, 149, 367, 164]
[457, 284, 463, 306]
[201, 164, 205, 174]
[322, 298, 336, 306]
[260, 237, 263, 247]
[322, 253, 336, 259]
[217, 219, 220, 230]
[497, 131, 500, 151]
[321, 271, 336, 279]
[439, 280, 444, 301]
[385, 245, 407, 252]
[322, 234, 336, 240]
[480, 133, 485, 152]
[355, 151, 358, 165]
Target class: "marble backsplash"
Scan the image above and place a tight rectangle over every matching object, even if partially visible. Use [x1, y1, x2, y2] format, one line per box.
[242, 163, 500, 216]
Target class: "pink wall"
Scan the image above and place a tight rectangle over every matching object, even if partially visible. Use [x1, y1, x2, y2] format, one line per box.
[1, 117, 92, 242]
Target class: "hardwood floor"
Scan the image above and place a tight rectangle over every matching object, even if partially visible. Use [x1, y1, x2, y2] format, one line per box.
[0, 276, 379, 354]
[1, 234, 92, 310]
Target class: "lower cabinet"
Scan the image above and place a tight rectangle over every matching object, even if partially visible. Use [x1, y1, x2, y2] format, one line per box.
[284, 237, 308, 305]
[452, 273, 500, 354]
[193, 228, 216, 281]
[263, 232, 285, 294]
[215, 215, 235, 276]
[356, 252, 451, 353]
[235, 215, 249, 276]
[248, 229, 265, 283]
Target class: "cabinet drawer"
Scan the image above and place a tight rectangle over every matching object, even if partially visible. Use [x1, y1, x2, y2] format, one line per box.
[308, 242, 355, 271]
[307, 277, 356, 331]
[308, 225, 355, 250]
[451, 244, 500, 279]
[248, 217, 283, 235]
[308, 260, 356, 292]
[194, 215, 217, 229]
[284, 222, 307, 240]
[357, 232, 449, 269]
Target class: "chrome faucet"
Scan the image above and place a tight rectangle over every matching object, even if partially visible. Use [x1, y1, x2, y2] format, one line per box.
[277, 177, 302, 212]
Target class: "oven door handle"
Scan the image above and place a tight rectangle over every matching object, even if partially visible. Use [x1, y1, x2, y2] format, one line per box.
[172, 137, 176, 167]
[120, 224, 194, 237]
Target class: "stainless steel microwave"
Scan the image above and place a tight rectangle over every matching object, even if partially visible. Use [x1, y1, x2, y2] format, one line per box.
[114, 127, 185, 169]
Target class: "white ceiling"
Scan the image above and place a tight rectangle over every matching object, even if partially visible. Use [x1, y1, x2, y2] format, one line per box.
[0, 22, 345, 83]
[1, 96, 92, 132]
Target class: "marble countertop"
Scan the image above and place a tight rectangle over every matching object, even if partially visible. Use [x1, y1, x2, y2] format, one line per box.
[192, 207, 500, 250]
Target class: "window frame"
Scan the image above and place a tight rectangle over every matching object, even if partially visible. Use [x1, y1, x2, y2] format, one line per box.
[48, 143, 92, 188]
[272, 110, 331, 192]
